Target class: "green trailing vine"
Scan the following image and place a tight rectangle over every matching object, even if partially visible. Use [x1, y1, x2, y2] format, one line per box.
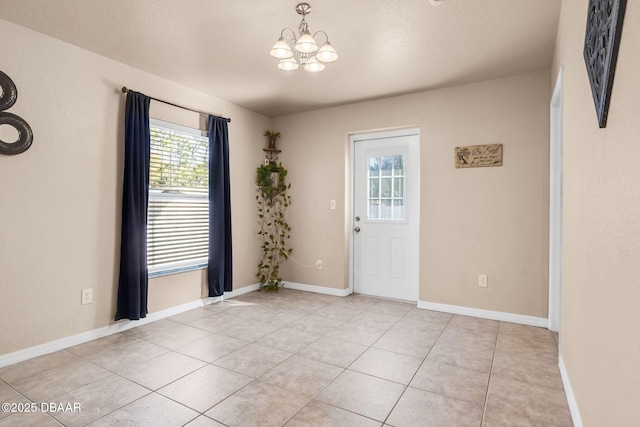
[256, 161, 292, 292]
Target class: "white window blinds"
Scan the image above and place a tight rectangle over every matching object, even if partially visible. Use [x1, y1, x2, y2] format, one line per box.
[148, 119, 209, 274]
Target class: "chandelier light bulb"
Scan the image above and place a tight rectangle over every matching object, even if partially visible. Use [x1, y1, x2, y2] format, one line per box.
[304, 56, 325, 72]
[278, 58, 300, 71]
[316, 41, 338, 63]
[295, 31, 319, 53]
[270, 37, 294, 59]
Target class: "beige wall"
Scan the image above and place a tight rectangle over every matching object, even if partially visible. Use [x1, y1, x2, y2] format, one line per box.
[0, 16, 556, 359]
[273, 70, 550, 318]
[552, 1, 640, 425]
[0, 19, 269, 355]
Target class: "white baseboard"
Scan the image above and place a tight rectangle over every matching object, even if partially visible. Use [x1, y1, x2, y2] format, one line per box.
[201, 283, 261, 305]
[0, 284, 261, 369]
[226, 283, 261, 297]
[283, 281, 351, 297]
[417, 300, 548, 328]
[559, 355, 583, 427]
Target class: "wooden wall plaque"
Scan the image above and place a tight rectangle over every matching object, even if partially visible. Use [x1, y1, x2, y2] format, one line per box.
[455, 144, 502, 169]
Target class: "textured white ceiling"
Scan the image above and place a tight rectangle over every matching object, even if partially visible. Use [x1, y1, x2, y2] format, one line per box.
[0, 0, 561, 117]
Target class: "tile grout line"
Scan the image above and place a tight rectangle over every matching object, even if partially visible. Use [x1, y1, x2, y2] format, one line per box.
[479, 321, 502, 427]
[194, 294, 348, 426]
[283, 301, 411, 426]
[380, 310, 456, 426]
[64, 343, 173, 425]
[73, 390, 154, 427]
[282, 298, 413, 426]
[271, 299, 372, 425]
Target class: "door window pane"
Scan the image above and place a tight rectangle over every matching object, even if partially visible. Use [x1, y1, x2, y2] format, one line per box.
[381, 178, 392, 198]
[368, 199, 379, 218]
[393, 199, 404, 219]
[380, 156, 393, 176]
[369, 157, 380, 176]
[393, 177, 403, 198]
[381, 199, 392, 218]
[393, 155, 404, 174]
[367, 154, 405, 220]
[369, 178, 379, 198]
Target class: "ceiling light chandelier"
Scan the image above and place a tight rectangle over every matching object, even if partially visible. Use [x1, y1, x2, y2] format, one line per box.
[269, 2, 338, 72]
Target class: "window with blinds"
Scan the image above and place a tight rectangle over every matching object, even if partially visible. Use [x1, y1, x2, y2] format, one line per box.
[148, 119, 209, 275]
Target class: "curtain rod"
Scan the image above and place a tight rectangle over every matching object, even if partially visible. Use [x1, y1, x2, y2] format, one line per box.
[121, 87, 231, 123]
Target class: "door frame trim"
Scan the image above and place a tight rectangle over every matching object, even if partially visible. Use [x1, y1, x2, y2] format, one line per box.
[348, 127, 420, 297]
[549, 68, 564, 334]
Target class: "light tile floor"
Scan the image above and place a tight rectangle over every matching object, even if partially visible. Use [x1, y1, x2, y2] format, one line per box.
[0, 289, 573, 426]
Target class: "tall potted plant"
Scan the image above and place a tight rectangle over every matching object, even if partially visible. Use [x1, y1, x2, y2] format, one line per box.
[256, 149, 292, 292]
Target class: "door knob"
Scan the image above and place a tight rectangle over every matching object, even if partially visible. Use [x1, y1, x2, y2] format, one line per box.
[354, 227, 361, 232]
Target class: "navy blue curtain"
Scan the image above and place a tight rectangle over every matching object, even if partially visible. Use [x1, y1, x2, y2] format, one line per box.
[115, 91, 151, 321]
[207, 115, 232, 297]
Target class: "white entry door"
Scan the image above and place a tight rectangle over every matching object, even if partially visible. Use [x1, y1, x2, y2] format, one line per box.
[352, 129, 420, 301]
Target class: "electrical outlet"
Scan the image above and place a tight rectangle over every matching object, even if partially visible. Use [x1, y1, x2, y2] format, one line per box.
[478, 274, 488, 288]
[330, 200, 336, 210]
[316, 259, 323, 270]
[81, 288, 93, 304]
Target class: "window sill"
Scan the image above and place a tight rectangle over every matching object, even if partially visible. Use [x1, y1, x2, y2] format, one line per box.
[148, 263, 207, 279]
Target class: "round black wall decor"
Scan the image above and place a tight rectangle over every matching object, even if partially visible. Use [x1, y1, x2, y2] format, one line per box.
[0, 112, 33, 155]
[0, 70, 33, 155]
[0, 71, 18, 111]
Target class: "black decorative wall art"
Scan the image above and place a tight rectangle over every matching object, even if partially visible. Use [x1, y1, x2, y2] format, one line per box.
[583, 0, 627, 128]
[0, 70, 33, 155]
